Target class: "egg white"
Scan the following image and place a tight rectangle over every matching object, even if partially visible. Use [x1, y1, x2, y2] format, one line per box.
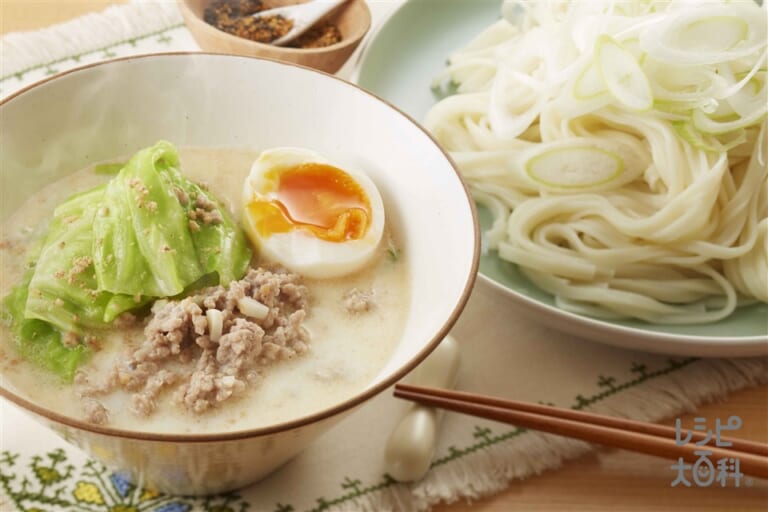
[243, 147, 385, 279]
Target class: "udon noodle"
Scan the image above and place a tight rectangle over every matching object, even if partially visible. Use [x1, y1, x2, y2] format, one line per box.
[425, 0, 767, 324]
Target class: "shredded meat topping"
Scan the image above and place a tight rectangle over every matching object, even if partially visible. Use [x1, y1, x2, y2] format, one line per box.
[342, 288, 376, 314]
[189, 193, 223, 225]
[81, 397, 109, 425]
[68, 256, 92, 284]
[76, 267, 310, 423]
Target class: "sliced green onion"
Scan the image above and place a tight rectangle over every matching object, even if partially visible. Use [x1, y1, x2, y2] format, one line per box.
[672, 122, 746, 153]
[727, 70, 767, 118]
[640, 5, 767, 65]
[693, 104, 767, 134]
[574, 60, 607, 100]
[525, 145, 624, 190]
[678, 16, 748, 53]
[596, 35, 653, 111]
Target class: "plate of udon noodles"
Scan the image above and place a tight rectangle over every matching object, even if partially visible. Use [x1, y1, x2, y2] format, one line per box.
[357, 0, 768, 356]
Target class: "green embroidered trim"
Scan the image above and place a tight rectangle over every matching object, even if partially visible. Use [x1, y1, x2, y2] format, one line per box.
[0, 23, 184, 85]
[0, 449, 249, 512]
[0, 357, 699, 512]
[430, 357, 696, 468]
[293, 357, 697, 512]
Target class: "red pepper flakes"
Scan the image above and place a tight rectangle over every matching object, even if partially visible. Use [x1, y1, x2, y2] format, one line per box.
[290, 22, 343, 49]
[204, 0, 343, 48]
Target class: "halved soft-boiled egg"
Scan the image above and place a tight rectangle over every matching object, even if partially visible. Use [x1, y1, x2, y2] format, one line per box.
[242, 147, 385, 278]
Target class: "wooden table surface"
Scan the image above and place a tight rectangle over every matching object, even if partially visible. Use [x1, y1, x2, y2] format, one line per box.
[1, 2, 766, 510]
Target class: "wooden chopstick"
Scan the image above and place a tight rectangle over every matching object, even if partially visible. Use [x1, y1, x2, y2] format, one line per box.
[395, 383, 768, 456]
[393, 383, 768, 479]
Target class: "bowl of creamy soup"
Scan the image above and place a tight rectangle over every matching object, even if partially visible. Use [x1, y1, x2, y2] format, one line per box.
[0, 54, 479, 495]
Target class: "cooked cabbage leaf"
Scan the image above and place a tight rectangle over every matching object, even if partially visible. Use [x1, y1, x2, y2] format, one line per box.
[24, 186, 140, 333]
[93, 162, 125, 176]
[94, 142, 202, 297]
[164, 166, 252, 286]
[3, 269, 88, 382]
[4, 140, 252, 379]
[93, 141, 250, 296]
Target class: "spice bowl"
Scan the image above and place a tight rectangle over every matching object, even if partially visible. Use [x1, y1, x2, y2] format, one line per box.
[179, 0, 371, 73]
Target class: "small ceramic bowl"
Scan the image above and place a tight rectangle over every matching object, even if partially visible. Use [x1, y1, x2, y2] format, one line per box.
[0, 53, 478, 495]
[179, 0, 371, 73]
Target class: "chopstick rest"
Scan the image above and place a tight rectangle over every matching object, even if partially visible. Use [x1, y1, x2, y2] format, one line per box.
[384, 335, 461, 482]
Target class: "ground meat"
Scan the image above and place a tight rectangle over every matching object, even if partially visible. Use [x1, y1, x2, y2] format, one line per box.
[113, 312, 138, 328]
[216, 318, 265, 372]
[81, 397, 109, 425]
[83, 335, 102, 350]
[68, 256, 92, 284]
[0, 238, 27, 256]
[78, 267, 310, 423]
[175, 186, 190, 206]
[130, 369, 178, 417]
[176, 349, 218, 414]
[203, 210, 223, 224]
[174, 318, 266, 410]
[141, 298, 207, 359]
[128, 178, 150, 209]
[116, 361, 161, 391]
[74, 371, 111, 398]
[62, 331, 79, 348]
[189, 194, 223, 225]
[260, 310, 309, 362]
[342, 288, 376, 314]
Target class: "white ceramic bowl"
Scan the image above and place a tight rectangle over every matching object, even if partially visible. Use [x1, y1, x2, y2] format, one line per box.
[0, 53, 479, 495]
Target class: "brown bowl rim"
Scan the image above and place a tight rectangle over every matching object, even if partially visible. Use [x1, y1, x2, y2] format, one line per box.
[0, 52, 480, 443]
[179, 0, 372, 55]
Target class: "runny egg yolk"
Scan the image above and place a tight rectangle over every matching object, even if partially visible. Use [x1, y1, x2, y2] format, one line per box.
[248, 163, 372, 243]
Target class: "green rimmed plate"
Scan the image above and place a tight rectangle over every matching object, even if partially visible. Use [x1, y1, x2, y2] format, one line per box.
[356, 0, 768, 356]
